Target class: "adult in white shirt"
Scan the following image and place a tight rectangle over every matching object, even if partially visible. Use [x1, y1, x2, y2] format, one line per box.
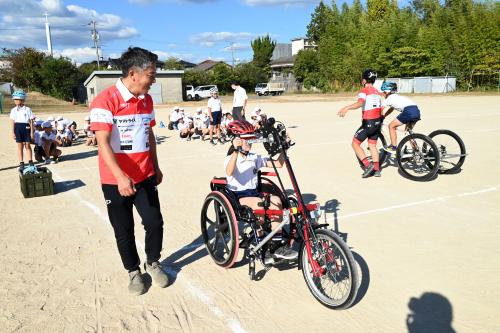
[207, 87, 223, 145]
[10, 90, 34, 170]
[231, 80, 248, 121]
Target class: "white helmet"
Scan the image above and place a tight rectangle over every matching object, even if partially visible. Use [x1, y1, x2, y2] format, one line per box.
[209, 87, 218, 94]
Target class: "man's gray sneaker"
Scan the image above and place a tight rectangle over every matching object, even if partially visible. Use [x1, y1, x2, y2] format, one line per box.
[362, 163, 374, 178]
[373, 170, 381, 177]
[144, 262, 169, 288]
[273, 245, 298, 260]
[128, 269, 146, 295]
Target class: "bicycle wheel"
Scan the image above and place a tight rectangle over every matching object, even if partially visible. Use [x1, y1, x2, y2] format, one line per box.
[200, 191, 239, 268]
[301, 229, 358, 309]
[428, 129, 466, 174]
[396, 133, 440, 181]
[356, 133, 388, 170]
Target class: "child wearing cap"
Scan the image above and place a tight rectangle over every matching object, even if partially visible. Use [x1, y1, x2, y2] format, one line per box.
[169, 106, 181, 130]
[194, 108, 209, 141]
[178, 118, 195, 141]
[33, 120, 44, 162]
[84, 116, 97, 146]
[10, 90, 34, 171]
[39, 122, 62, 164]
[56, 123, 73, 147]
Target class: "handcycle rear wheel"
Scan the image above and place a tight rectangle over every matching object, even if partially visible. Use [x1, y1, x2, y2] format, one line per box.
[200, 191, 239, 268]
[396, 133, 440, 181]
[301, 229, 358, 309]
[428, 129, 466, 174]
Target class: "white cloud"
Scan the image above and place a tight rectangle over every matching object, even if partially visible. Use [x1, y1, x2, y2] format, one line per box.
[54, 47, 98, 63]
[243, 0, 319, 5]
[190, 32, 254, 45]
[200, 41, 215, 48]
[152, 50, 195, 62]
[0, 0, 139, 50]
[221, 43, 251, 52]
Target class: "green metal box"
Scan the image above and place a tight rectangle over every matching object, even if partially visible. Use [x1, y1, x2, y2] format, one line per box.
[19, 167, 54, 198]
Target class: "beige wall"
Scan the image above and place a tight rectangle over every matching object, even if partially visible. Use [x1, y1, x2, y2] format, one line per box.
[86, 74, 183, 105]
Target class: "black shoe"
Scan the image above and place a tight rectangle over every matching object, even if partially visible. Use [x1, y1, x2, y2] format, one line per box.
[19, 162, 25, 172]
[187, 136, 191, 141]
[362, 163, 374, 178]
[373, 170, 381, 177]
[210, 140, 217, 146]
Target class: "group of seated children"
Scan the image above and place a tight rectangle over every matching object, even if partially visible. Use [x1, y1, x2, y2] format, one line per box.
[168, 105, 267, 144]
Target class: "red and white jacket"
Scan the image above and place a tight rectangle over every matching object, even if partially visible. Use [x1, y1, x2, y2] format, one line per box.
[357, 86, 382, 120]
[90, 79, 156, 185]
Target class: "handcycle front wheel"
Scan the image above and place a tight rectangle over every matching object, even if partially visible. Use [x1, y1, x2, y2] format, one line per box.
[200, 191, 239, 268]
[301, 229, 358, 309]
[396, 133, 440, 181]
[428, 129, 466, 174]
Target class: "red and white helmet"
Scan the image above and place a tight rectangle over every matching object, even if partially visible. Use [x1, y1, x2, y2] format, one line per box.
[227, 120, 255, 138]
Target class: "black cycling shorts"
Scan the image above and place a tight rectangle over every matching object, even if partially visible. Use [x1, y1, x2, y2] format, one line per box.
[353, 118, 382, 144]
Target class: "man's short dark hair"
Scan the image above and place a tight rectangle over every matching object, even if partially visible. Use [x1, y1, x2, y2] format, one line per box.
[120, 47, 158, 77]
[230, 80, 240, 86]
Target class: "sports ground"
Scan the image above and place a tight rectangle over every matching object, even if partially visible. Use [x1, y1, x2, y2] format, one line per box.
[0, 94, 499, 332]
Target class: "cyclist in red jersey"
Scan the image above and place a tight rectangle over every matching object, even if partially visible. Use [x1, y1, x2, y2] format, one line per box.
[90, 47, 169, 295]
[338, 69, 383, 178]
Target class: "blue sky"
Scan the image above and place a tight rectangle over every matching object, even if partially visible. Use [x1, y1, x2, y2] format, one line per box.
[0, 0, 325, 65]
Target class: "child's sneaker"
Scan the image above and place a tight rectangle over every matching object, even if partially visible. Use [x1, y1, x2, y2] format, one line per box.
[383, 145, 397, 154]
[210, 139, 217, 146]
[52, 157, 58, 164]
[19, 162, 25, 172]
[362, 163, 374, 178]
[44, 159, 51, 165]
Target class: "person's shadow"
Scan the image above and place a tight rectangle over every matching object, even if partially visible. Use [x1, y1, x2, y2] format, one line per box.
[160, 235, 207, 285]
[407, 292, 456, 333]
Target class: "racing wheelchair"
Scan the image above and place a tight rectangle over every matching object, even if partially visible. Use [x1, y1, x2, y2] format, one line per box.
[200, 118, 359, 309]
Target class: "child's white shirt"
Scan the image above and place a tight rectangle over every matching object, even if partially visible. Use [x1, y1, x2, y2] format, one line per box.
[224, 153, 269, 192]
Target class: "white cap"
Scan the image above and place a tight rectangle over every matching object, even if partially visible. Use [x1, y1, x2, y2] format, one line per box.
[196, 107, 202, 112]
[57, 124, 64, 130]
[179, 107, 184, 111]
[84, 116, 90, 121]
[47, 116, 54, 121]
[253, 106, 261, 113]
[56, 115, 63, 121]
[187, 118, 193, 123]
[174, 106, 180, 110]
[42, 121, 51, 128]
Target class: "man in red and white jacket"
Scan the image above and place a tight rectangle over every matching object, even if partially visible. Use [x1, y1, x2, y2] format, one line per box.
[90, 47, 169, 295]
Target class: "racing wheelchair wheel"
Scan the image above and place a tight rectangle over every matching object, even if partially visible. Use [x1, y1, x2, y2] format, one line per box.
[200, 191, 239, 268]
[428, 129, 466, 174]
[301, 229, 358, 309]
[396, 133, 440, 181]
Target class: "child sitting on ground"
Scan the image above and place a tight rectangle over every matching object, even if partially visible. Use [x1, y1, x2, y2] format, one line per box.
[39, 121, 62, 164]
[84, 116, 97, 146]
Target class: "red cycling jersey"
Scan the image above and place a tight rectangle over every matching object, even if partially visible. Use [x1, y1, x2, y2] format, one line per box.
[357, 86, 382, 120]
[90, 79, 156, 185]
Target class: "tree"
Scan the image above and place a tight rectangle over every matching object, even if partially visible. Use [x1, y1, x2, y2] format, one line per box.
[2, 48, 46, 91]
[251, 35, 276, 75]
[293, 49, 321, 89]
[306, 1, 333, 43]
[38, 56, 80, 100]
[211, 63, 234, 94]
[163, 57, 183, 70]
[234, 62, 267, 91]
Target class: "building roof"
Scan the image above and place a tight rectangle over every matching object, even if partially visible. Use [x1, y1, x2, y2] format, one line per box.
[271, 44, 292, 61]
[179, 60, 196, 69]
[193, 60, 231, 71]
[270, 55, 296, 68]
[84, 70, 184, 86]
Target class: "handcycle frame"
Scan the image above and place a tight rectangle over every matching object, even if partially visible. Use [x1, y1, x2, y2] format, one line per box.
[201, 118, 358, 309]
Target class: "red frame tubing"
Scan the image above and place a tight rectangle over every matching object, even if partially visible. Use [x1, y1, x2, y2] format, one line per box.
[302, 225, 324, 277]
[261, 171, 277, 177]
[211, 179, 227, 185]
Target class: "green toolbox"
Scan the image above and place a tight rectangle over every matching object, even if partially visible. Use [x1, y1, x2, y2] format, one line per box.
[19, 167, 54, 198]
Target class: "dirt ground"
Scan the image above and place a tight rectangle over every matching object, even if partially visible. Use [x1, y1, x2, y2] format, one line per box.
[0, 94, 499, 333]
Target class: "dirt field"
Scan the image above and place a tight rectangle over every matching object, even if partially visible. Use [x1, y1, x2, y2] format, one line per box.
[0, 94, 499, 333]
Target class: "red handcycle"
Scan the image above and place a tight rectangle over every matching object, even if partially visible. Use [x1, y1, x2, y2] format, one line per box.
[200, 118, 359, 309]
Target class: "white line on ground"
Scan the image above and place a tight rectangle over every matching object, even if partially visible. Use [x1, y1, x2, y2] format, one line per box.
[330, 186, 498, 221]
[51, 169, 246, 333]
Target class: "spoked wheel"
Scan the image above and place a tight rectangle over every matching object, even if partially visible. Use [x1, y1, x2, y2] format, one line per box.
[396, 133, 440, 181]
[200, 191, 239, 268]
[357, 133, 388, 170]
[301, 229, 358, 309]
[428, 129, 466, 174]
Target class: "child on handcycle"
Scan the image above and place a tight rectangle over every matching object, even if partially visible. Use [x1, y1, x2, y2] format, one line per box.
[380, 81, 421, 153]
[224, 120, 298, 260]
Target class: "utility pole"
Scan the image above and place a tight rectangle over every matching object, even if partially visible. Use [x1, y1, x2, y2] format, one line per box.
[89, 20, 100, 68]
[44, 12, 53, 56]
[230, 42, 235, 68]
